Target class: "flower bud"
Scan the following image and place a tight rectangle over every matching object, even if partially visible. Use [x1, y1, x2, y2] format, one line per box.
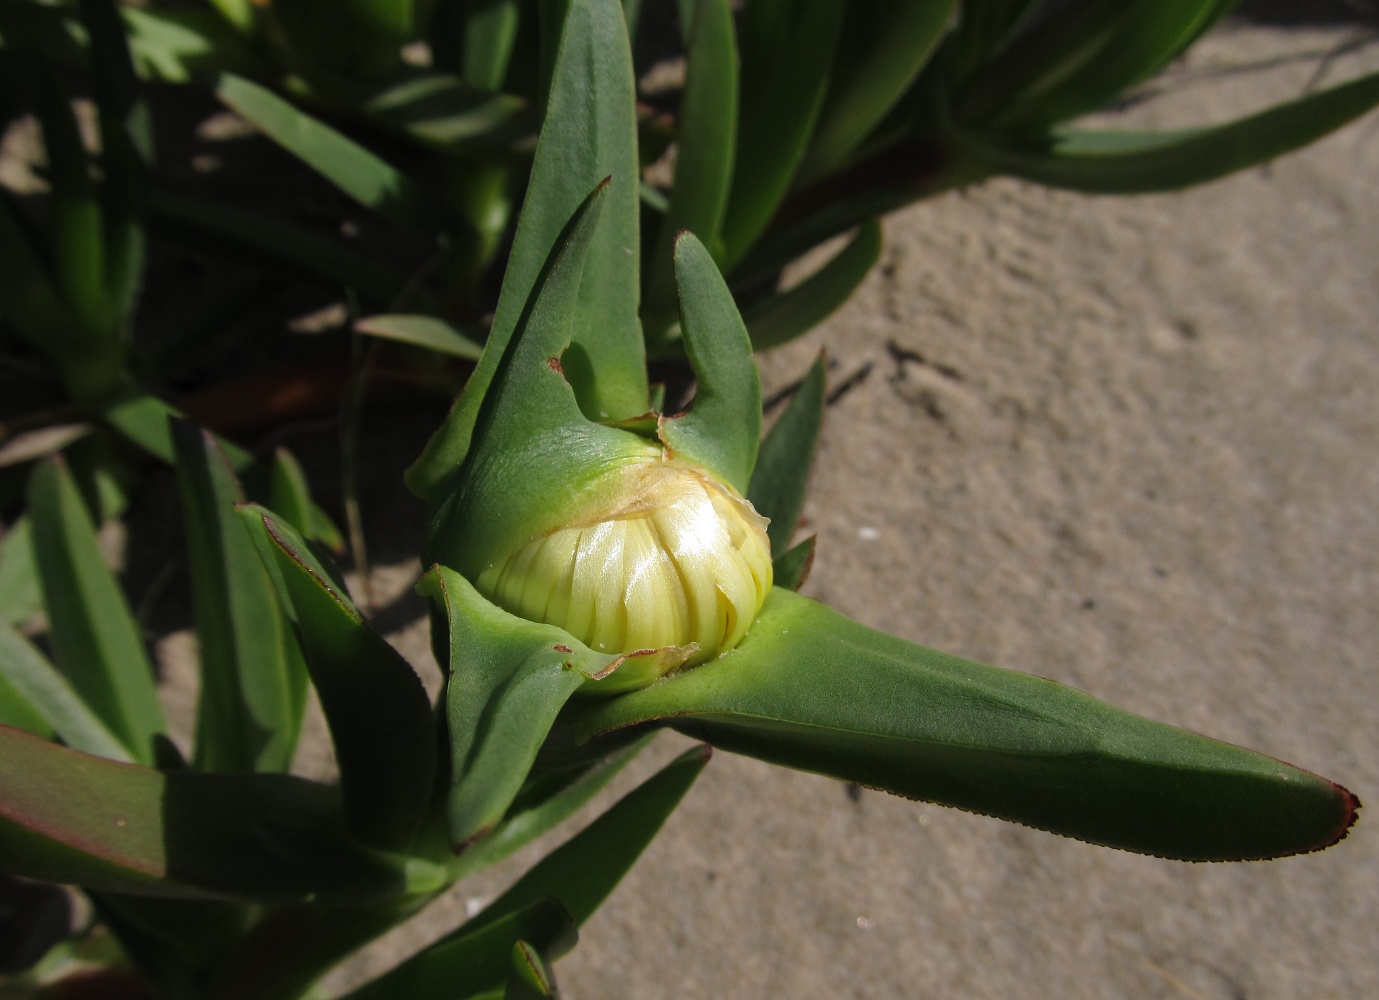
[473, 453, 772, 679]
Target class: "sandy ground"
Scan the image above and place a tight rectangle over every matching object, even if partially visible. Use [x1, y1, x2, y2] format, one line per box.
[143, 18, 1379, 1000]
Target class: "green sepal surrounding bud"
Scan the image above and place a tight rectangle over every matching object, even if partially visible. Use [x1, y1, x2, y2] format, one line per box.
[474, 455, 773, 668]
[427, 186, 773, 677]
[420, 566, 694, 850]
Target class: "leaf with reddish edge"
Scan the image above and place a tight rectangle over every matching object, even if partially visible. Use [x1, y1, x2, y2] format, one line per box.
[577, 588, 1359, 862]
[237, 505, 436, 853]
[0, 725, 407, 902]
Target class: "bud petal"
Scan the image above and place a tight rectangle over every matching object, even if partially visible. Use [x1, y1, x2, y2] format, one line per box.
[474, 455, 773, 686]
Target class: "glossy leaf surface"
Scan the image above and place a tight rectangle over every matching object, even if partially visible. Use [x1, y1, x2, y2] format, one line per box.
[962, 67, 1379, 192]
[171, 422, 306, 773]
[744, 218, 881, 352]
[239, 506, 435, 851]
[579, 588, 1358, 861]
[658, 232, 761, 495]
[341, 897, 575, 1000]
[749, 354, 826, 557]
[0, 725, 405, 902]
[27, 459, 164, 764]
[409, 0, 645, 498]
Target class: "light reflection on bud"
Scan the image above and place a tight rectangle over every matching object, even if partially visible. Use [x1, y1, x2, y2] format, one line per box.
[476, 456, 772, 682]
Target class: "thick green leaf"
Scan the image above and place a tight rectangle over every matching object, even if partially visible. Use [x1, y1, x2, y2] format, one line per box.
[749, 354, 825, 557]
[0, 725, 407, 902]
[419, 568, 677, 848]
[463, 743, 710, 931]
[100, 393, 253, 470]
[27, 458, 164, 764]
[238, 506, 435, 851]
[354, 313, 484, 359]
[423, 182, 657, 578]
[341, 896, 575, 1000]
[409, 0, 646, 499]
[171, 421, 307, 774]
[268, 447, 345, 550]
[798, 0, 955, 183]
[772, 535, 814, 592]
[642, 0, 738, 340]
[122, 5, 267, 83]
[578, 588, 1359, 861]
[147, 190, 424, 308]
[0, 621, 131, 761]
[743, 218, 881, 351]
[450, 733, 653, 879]
[961, 68, 1379, 193]
[0, 635, 54, 739]
[212, 72, 447, 236]
[0, 518, 41, 628]
[657, 232, 760, 494]
[506, 941, 557, 999]
[719, 0, 841, 269]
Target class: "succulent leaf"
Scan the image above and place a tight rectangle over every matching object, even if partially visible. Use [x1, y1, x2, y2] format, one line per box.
[579, 588, 1359, 862]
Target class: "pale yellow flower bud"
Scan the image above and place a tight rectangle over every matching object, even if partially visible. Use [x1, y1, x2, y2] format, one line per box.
[474, 454, 773, 682]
